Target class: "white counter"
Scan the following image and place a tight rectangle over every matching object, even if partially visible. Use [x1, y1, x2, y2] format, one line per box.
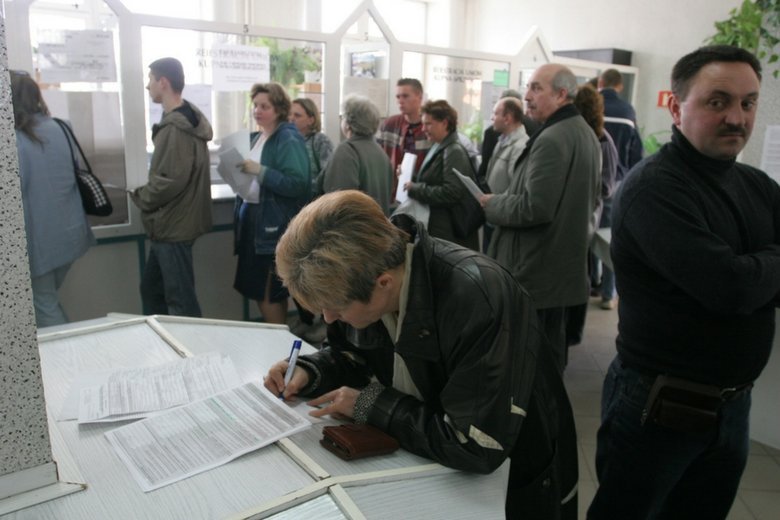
[2, 316, 507, 519]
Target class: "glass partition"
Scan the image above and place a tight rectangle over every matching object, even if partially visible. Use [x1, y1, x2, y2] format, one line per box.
[140, 27, 325, 194]
[374, 0, 427, 44]
[29, 0, 128, 226]
[403, 52, 510, 146]
[120, 0, 217, 22]
[319, 0, 364, 32]
[340, 11, 390, 117]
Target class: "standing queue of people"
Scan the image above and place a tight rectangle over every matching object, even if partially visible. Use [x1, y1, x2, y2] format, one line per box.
[11, 45, 778, 519]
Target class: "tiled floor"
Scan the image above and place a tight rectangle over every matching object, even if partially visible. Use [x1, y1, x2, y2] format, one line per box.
[569, 298, 780, 519]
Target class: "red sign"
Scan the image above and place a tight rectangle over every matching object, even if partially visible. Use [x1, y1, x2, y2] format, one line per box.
[657, 90, 673, 108]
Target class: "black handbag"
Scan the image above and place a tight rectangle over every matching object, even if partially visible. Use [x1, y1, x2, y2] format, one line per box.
[445, 145, 485, 238]
[54, 118, 113, 217]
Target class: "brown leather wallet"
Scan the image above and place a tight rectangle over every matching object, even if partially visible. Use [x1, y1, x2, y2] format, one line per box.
[320, 424, 400, 460]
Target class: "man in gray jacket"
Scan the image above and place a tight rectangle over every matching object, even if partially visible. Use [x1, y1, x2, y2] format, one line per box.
[130, 57, 213, 317]
[485, 97, 529, 194]
[481, 63, 601, 372]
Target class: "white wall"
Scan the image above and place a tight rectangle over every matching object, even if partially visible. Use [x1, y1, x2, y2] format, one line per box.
[467, 0, 742, 144]
[743, 67, 780, 449]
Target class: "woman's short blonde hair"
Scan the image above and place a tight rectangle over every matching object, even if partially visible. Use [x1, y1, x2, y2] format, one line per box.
[275, 190, 408, 312]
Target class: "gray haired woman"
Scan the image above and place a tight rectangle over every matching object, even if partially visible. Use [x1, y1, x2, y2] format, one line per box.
[319, 95, 392, 214]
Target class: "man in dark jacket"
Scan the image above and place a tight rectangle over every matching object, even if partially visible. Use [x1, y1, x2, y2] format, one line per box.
[589, 46, 780, 519]
[594, 69, 644, 309]
[598, 69, 643, 180]
[130, 57, 213, 317]
[265, 190, 577, 519]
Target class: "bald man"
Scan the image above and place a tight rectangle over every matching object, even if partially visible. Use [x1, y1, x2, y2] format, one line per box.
[481, 64, 601, 373]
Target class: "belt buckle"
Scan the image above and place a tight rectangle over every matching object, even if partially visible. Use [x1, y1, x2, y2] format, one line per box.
[720, 383, 753, 401]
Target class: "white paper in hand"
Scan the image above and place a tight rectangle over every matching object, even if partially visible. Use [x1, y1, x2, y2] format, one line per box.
[452, 168, 484, 200]
[218, 129, 250, 157]
[395, 152, 418, 203]
[218, 148, 257, 200]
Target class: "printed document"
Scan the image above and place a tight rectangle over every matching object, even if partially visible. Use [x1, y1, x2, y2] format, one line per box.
[60, 353, 241, 423]
[105, 382, 311, 491]
[452, 168, 484, 200]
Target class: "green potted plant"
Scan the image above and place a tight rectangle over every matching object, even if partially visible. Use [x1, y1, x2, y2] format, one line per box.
[706, 0, 779, 77]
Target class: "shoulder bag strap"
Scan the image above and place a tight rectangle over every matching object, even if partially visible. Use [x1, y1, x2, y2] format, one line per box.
[53, 118, 93, 176]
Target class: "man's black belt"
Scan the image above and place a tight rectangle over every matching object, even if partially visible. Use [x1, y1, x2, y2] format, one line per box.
[619, 357, 753, 402]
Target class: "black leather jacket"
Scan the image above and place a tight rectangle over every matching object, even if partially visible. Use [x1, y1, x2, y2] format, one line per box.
[298, 222, 577, 517]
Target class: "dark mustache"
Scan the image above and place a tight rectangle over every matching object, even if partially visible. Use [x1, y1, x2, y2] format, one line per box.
[718, 124, 746, 137]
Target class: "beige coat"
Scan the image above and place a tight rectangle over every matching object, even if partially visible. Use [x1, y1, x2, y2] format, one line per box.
[131, 100, 213, 242]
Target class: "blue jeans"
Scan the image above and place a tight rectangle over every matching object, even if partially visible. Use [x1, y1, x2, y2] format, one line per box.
[140, 240, 202, 317]
[588, 358, 750, 519]
[31, 263, 72, 327]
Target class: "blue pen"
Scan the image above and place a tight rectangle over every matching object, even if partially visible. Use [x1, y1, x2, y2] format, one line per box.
[280, 339, 302, 399]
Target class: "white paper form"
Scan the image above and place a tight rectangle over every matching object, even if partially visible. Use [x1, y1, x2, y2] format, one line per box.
[219, 129, 250, 157]
[60, 353, 241, 423]
[217, 148, 259, 200]
[452, 168, 485, 200]
[105, 382, 311, 492]
[395, 152, 418, 203]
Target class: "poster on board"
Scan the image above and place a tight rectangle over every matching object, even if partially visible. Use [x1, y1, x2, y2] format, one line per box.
[198, 44, 270, 92]
[38, 30, 117, 83]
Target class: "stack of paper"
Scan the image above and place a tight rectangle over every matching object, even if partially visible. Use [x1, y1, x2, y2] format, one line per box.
[60, 353, 241, 423]
[216, 129, 258, 199]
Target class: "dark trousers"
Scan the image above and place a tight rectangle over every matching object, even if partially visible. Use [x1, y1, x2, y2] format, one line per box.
[506, 341, 578, 519]
[140, 240, 202, 317]
[588, 358, 750, 519]
[537, 307, 568, 373]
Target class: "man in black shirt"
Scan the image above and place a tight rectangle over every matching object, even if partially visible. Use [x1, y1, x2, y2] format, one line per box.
[588, 46, 780, 519]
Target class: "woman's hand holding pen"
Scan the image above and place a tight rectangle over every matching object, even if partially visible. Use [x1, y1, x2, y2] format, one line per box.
[264, 359, 308, 400]
[307, 387, 359, 420]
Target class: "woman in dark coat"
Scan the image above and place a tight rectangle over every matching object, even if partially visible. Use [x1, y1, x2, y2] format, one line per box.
[403, 100, 480, 250]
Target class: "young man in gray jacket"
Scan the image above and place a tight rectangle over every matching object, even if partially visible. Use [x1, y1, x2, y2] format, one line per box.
[130, 57, 213, 317]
